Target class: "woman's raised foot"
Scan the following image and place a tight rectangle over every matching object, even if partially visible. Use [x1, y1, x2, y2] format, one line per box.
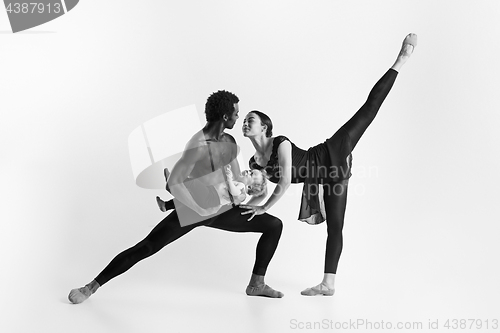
[391, 33, 417, 71]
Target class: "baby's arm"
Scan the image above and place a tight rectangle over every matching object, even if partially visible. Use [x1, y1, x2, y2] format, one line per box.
[224, 165, 247, 204]
[225, 166, 242, 196]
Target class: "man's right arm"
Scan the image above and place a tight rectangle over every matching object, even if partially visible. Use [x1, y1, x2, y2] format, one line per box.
[168, 144, 216, 216]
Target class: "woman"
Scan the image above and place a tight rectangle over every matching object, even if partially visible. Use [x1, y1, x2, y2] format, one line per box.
[239, 33, 417, 296]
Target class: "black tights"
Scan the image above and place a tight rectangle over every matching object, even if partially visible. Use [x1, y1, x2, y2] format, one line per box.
[94, 69, 397, 282]
[94, 207, 282, 286]
[323, 68, 398, 273]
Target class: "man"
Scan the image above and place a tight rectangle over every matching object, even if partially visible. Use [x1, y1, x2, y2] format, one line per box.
[68, 90, 284, 304]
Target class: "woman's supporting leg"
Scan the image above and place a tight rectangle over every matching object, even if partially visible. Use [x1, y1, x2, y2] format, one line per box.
[340, 33, 416, 151]
[301, 180, 348, 296]
[68, 210, 202, 304]
[323, 180, 349, 274]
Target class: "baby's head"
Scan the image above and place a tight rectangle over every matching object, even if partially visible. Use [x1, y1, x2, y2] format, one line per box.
[242, 169, 268, 198]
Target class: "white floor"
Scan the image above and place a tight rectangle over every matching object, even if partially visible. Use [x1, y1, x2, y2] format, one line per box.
[4, 207, 499, 333]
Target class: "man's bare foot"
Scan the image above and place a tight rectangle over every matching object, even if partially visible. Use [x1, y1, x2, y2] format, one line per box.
[68, 286, 92, 304]
[68, 280, 100, 304]
[391, 33, 417, 71]
[246, 284, 284, 298]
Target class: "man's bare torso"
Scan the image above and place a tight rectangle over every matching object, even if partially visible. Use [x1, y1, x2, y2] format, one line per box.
[186, 130, 238, 186]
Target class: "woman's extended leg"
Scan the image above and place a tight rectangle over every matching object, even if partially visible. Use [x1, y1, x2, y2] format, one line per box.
[68, 210, 202, 304]
[301, 180, 348, 296]
[339, 33, 417, 151]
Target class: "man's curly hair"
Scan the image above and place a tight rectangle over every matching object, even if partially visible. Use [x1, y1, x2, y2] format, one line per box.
[205, 90, 240, 122]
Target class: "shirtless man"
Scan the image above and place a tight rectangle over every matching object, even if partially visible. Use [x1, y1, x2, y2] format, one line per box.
[68, 90, 284, 304]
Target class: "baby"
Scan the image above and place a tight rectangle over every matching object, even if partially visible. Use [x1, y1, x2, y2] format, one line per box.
[156, 165, 268, 212]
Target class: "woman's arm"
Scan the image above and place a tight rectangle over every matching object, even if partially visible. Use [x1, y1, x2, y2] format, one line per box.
[261, 140, 292, 211]
[240, 140, 292, 220]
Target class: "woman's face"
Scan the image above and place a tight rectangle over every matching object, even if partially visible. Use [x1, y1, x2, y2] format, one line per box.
[242, 112, 266, 138]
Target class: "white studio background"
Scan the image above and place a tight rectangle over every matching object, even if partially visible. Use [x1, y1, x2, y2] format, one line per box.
[1, 1, 499, 332]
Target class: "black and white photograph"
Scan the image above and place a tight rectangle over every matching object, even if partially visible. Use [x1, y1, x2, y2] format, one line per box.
[1, 1, 499, 332]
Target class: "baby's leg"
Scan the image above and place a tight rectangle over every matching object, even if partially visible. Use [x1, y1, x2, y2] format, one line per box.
[156, 196, 175, 212]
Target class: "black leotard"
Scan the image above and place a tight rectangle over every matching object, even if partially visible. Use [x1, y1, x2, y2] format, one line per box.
[250, 132, 352, 224]
[250, 68, 398, 228]
[250, 68, 398, 274]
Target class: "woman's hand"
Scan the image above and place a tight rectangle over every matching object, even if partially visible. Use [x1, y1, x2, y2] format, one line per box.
[239, 204, 267, 221]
